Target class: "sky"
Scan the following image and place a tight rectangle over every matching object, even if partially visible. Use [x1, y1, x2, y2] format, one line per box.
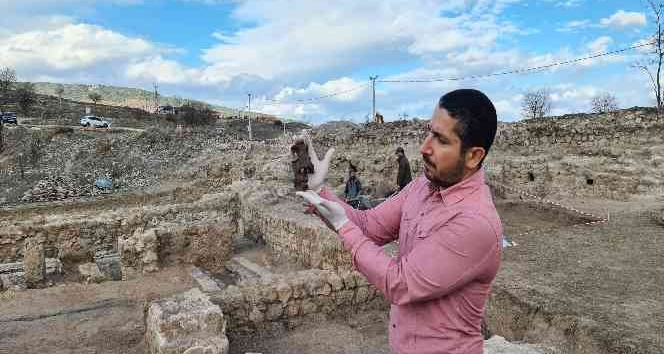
[0, 0, 657, 123]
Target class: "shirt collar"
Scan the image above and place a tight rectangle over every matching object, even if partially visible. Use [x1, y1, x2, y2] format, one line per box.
[431, 167, 486, 205]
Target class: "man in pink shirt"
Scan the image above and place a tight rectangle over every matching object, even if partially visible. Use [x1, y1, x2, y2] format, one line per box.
[298, 89, 502, 354]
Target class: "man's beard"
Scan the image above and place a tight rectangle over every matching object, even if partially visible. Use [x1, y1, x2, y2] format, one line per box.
[422, 154, 465, 189]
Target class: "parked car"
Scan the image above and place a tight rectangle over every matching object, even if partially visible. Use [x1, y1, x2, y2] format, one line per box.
[1, 112, 17, 125]
[80, 115, 111, 128]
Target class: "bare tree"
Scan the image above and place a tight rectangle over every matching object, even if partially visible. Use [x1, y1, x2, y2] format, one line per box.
[634, 0, 664, 112]
[16, 83, 37, 115]
[521, 88, 552, 119]
[591, 92, 619, 113]
[88, 92, 102, 112]
[0, 66, 17, 152]
[0, 66, 16, 102]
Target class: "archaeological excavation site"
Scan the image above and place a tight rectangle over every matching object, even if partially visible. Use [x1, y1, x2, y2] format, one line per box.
[1, 107, 663, 354]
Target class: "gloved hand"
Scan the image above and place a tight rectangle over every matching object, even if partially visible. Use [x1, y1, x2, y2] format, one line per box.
[305, 138, 335, 192]
[296, 190, 349, 231]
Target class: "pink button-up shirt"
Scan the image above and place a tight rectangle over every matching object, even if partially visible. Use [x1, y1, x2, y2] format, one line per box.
[320, 168, 502, 354]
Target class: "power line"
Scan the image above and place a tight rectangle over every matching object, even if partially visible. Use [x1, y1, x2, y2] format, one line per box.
[230, 40, 654, 116]
[378, 41, 656, 83]
[262, 83, 369, 105]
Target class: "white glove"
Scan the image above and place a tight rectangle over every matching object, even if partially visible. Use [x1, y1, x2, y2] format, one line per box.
[296, 190, 349, 231]
[306, 138, 335, 192]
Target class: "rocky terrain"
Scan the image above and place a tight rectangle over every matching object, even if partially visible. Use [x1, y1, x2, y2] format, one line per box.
[0, 105, 662, 354]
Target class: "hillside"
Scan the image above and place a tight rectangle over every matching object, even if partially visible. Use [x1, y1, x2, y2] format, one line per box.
[28, 82, 236, 115]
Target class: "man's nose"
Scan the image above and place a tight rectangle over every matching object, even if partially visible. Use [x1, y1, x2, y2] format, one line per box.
[420, 135, 432, 155]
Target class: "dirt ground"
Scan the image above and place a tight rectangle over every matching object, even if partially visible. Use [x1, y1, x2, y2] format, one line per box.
[1, 192, 661, 354]
[0, 266, 195, 354]
[490, 196, 664, 353]
[229, 311, 391, 354]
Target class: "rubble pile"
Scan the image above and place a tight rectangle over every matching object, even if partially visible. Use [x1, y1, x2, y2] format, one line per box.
[21, 176, 90, 202]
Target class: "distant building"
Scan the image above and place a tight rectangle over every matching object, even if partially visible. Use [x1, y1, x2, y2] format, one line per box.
[157, 105, 179, 115]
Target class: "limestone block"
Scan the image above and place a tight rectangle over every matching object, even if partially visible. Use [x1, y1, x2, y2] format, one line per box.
[78, 262, 106, 283]
[118, 228, 160, 273]
[184, 223, 234, 274]
[265, 303, 283, 320]
[304, 275, 327, 296]
[218, 285, 244, 309]
[335, 289, 355, 306]
[242, 285, 267, 308]
[484, 335, 554, 354]
[326, 272, 344, 291]
[0, 272, 25, 290]
[191, 267, 223, 292]
[23, 238, 45, 287]
[275, 281, 292, 304]
[146, 288, 229, 354]
[315, 295, 335, 314]
[354, 286, 371, 304]
[341, 271, 357, 289]
[300, 298, 317, 315]
[290, 277, 306, 299]
[248, 307, 264, 323]
[285, 303, 299, 317]
[95, 250, 122, 281]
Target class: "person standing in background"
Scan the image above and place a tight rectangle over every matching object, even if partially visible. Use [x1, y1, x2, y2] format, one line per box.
[396, 147, 412, 191]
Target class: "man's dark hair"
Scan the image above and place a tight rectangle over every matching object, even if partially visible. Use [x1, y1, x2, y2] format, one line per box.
[438, 89, 497, 166]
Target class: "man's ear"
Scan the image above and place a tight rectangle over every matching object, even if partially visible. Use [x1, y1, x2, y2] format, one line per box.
[464, 147, 486, 170]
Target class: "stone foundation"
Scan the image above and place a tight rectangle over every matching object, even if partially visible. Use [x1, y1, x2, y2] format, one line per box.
[241, 203, 352, 271]
[146, 288, 229, 354]
[0, 193, 239, 264]
[208, 269, 388, 335]
[23, 237, 46, 287]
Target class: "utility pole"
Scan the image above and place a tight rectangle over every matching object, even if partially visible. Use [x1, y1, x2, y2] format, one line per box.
[247, 93, 252, 140]
[369, 75, 378, 122]
[153, 82, 159, 113]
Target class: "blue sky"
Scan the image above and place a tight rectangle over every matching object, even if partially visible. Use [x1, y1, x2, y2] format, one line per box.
[0, 0, 656, 123]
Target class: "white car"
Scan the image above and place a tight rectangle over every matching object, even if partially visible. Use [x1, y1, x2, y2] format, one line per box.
[80, 115, 111, 128]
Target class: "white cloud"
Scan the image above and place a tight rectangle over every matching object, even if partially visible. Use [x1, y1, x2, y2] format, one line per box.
[271, 77, 367, 103]
[557, 19, 592, 33]
[556, 0, 583, 7]
[587, 36, 613, 53]
[126, 56, 203, 84]
[0, 0, 652, 124]
[199, 0, 524, 81]
[600, 10, 646, 30]
[0, 23, 157, 76]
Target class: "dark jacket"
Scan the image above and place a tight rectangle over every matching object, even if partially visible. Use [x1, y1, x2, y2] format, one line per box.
[344, 176, 362, 199]
[397, 155, 412, 190]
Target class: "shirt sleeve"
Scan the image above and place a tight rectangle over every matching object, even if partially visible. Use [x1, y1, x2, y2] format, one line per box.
[319, 181, 416, 246]
[337, 212, 499, 305]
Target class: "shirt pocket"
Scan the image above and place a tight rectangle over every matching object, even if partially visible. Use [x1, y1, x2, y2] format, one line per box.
[400, 212, 417, 235]
[415, 210, 460, 240]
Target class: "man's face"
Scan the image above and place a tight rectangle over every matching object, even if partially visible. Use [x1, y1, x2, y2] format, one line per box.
[419, 107, 466, 188]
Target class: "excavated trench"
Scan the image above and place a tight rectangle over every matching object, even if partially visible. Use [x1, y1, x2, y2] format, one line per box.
[2, 191, 658, 354]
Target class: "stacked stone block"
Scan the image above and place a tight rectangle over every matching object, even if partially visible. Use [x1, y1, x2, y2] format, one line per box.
[209, 269, 388, 334]
[146, 288, 229, 354]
